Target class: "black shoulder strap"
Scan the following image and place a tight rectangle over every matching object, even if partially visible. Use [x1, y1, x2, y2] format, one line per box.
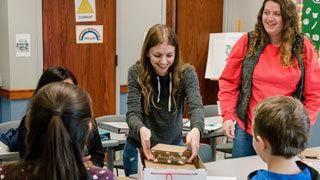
[294, 34, 305, 101]
[247, 32, 251, 51]
[296, 161, 320, 180]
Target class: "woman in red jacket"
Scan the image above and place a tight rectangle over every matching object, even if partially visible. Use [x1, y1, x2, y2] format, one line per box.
[218, 0, 320, 158]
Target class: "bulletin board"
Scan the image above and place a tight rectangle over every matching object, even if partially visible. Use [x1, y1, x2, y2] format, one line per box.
[301, 0, 320, 51]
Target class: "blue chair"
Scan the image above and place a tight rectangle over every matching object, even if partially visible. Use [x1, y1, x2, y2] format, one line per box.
[198, 143, 213, 162]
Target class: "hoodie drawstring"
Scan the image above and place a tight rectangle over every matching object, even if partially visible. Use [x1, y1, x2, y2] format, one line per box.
[157, 76, 161, 102]
[168, 73, 172, 112]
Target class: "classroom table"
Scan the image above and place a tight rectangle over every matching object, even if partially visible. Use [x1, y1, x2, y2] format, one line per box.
[99, 116, 224, 162]
[205, 147, 320, 180]
[205, 155, 265, 180]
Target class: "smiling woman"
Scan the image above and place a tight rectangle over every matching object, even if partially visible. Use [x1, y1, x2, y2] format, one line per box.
[123, 24, 205, 176]
[148, 42, 175, 76]
[262, 1, 283, 45]
[218, 0, 320, 159]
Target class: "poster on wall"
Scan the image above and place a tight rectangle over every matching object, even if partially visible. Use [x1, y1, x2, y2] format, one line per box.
[74, 0, 96, 22]
[76, 25, 103, 44]
[205, 33, 244, 80]
[302, 0, 320, 51]
[16, 34, 31, 57]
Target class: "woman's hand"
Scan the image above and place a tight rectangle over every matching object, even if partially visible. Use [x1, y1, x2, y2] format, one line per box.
[223, 119, 235, 138]
[139, 127, 154, 160]
[186, 128, 200, 163]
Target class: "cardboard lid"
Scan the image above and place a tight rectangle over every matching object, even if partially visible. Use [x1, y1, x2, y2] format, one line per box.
[151, 143, 188, 154]
[300, 148, 320, 158]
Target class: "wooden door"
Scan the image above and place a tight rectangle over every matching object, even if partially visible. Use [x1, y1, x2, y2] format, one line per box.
[42, 0, 116, 116]
[167, 0, 223, 105]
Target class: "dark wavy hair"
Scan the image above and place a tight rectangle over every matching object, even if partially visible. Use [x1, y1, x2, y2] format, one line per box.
[246, 0, 303, 66]
[253, 96, 309, 158]
[23, 82, 93, 179]
[35, 66, 78, 93]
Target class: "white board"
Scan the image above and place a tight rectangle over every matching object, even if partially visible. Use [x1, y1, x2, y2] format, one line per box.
[205, 32, 245, 80]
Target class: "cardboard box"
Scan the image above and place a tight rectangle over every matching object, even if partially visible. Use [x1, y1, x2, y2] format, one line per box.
[142, 144, 207, 180]
[300, 148, 320, 159]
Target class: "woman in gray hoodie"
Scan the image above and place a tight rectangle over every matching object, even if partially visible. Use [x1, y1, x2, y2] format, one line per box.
[123, 24, 204, 176]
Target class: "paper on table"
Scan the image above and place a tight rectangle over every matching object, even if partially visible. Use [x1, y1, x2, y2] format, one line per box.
[207, 176, 236, 180]
[183, 116, 223, 132]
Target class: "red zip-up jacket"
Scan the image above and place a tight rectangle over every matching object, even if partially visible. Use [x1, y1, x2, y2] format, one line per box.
[218, 34, 320, 135]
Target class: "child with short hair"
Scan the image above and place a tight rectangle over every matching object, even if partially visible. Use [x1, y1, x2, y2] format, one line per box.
[248, 96, 320, 179]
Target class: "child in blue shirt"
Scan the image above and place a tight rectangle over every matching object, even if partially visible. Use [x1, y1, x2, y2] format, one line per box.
[248, 96, 320, 180]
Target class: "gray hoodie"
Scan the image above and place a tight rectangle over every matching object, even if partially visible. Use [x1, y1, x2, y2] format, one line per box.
[126, 63, 204, 147]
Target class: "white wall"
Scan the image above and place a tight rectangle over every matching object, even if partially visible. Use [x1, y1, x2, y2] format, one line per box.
[0, 0, 261, 90]
[116, 0, 166, 86]
[0, 0, 42, 90]
[0, 0, 10, 87]
[1, 0, 166, 116]
[223, 0, 263, 32]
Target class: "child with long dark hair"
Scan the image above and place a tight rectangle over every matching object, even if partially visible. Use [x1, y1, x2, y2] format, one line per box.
[0, 82, 114, 179]
[17, 66, 104, 167]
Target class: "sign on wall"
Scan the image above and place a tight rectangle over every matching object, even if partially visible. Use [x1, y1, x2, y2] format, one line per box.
[205, 33, 244, 80]
[16, 34, 31, 57]
[76, 25, 103, 44]
[74, 0, 96, 22]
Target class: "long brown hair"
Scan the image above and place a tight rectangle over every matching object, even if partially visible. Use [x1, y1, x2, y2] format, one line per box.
[138, 24, 188, 114]
[24, 82, 93, 179]
[246, 0, 303, 66]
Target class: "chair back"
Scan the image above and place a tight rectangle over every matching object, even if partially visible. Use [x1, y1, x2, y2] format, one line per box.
[203, 104, 219, 117]
[0, 121, 20, 134]
[198, 143, 213, 163]
[96, 115, 126, 123]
